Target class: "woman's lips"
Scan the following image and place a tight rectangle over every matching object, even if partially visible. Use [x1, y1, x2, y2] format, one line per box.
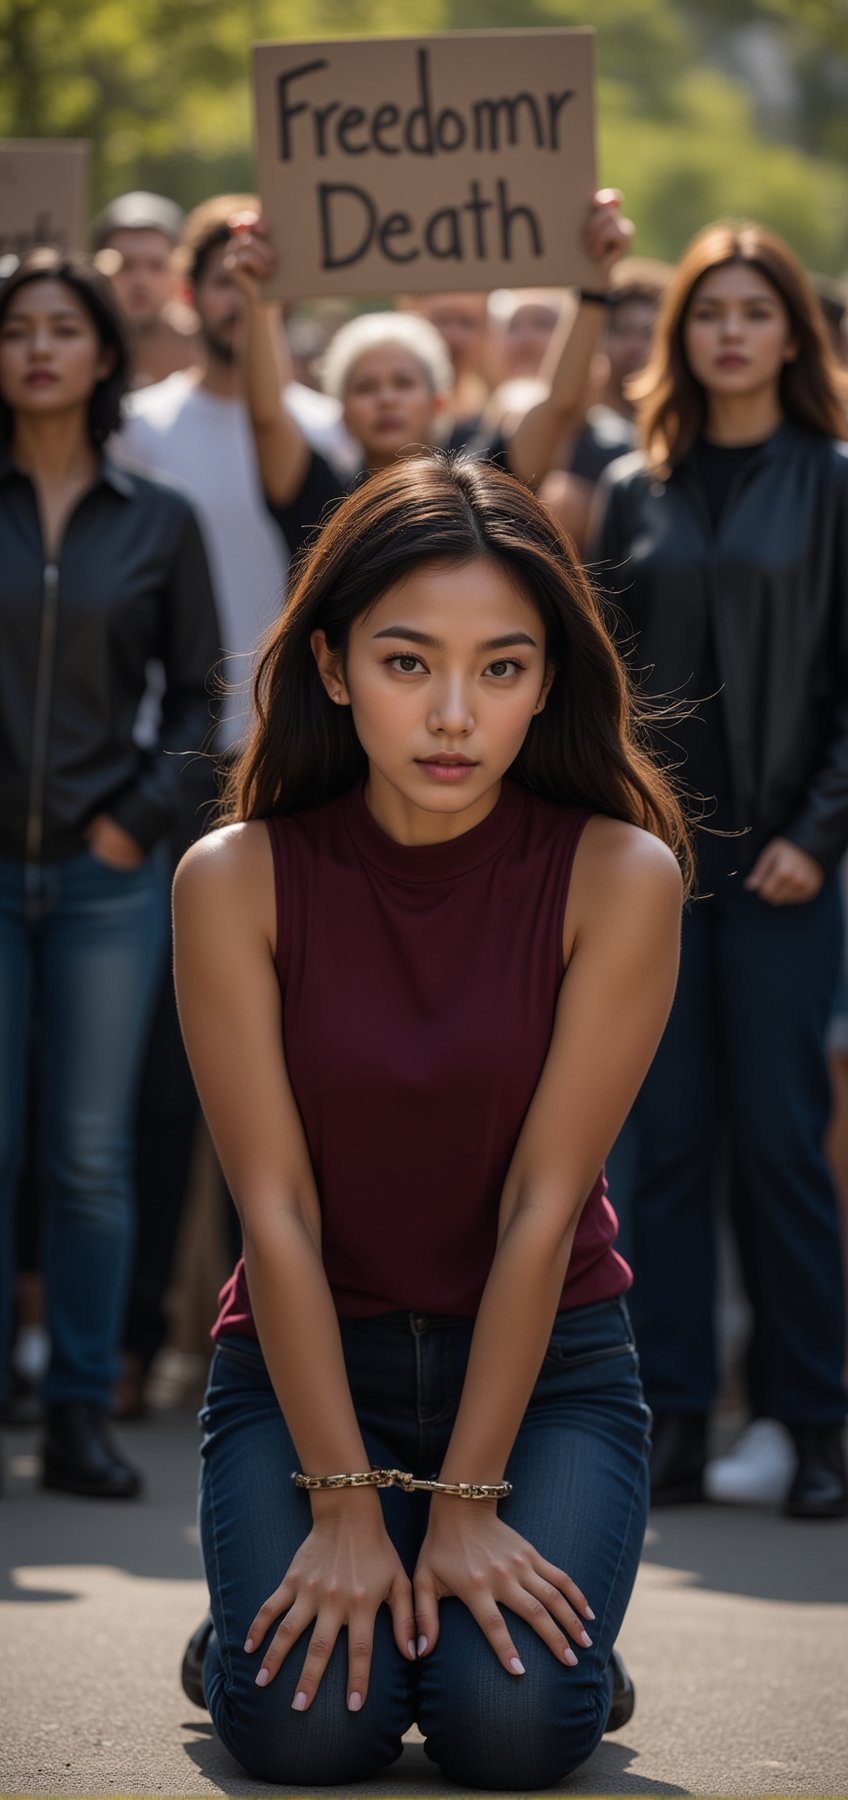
[415, 758, 478, 782]
[24, 371, 59, 386]
[715, 354, 749, 368]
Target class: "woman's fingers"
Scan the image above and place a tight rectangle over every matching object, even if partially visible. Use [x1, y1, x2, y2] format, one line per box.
[285, 1608, 373, 1713]
[388, 1575, 420, 1664]
[412, 1571, 441, 1660]
[533, 1553, 594, 1622]
[243, 1580, 295, 1658]
[463, 1591, 527, 1676]
[251, 1596, 312, 1686]
[524, 1574, 593, 1652]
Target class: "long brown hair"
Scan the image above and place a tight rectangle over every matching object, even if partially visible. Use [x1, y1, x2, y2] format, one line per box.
[632, 221, 848, 473]
[225, 453, 693, 891]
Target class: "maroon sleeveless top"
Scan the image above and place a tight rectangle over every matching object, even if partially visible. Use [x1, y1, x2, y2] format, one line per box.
[214, 778, 630, 1337]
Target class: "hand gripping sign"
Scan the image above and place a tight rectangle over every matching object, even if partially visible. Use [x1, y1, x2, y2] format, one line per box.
[252, 30, 597, 299]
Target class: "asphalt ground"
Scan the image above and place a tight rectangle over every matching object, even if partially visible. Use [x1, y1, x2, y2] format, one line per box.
[2, 1407, 847, 1798]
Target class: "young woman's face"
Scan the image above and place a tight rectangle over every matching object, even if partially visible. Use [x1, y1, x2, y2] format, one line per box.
[341, 343, 441, 466]
[683, 262, 797, 403]
[0, 279, 112, 420]
[312, 556, 553, 842]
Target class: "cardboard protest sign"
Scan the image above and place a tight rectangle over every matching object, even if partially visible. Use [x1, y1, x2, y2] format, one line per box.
[0, 139, 90, 262]
[253, 31, 596, 299]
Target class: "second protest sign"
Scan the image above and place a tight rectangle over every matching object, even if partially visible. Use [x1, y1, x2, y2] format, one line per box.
[253, 29, 596, 300]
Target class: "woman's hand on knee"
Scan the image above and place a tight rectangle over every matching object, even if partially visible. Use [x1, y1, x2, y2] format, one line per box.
[243, 1499, 416, 1712]
[413, 1505, 594, 1676]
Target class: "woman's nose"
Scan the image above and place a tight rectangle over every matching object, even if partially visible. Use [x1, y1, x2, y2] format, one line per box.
[428, 679, 474, 734]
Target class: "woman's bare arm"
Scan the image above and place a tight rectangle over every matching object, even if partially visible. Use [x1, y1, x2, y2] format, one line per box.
[413, 817, 682, 1669]
[173, 825, 415, 1706]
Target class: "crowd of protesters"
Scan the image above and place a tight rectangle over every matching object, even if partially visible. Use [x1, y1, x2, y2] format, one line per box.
[1, 179, 847, 1523]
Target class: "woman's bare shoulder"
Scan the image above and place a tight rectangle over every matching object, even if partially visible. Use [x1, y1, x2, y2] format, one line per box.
[173, 820, 275, 934]
[578, 814, 683, 890]
[566, 815, 683, 958]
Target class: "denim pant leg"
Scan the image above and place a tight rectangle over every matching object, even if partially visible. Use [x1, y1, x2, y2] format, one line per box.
[417, 1300, 650, 1792]
[39, 849, 169, 1405]
[0, 860, 34, 1403]
[198, 1337, 416, 1787]
[719, 876, 848, 1424]
[626, 894, 721, 1412]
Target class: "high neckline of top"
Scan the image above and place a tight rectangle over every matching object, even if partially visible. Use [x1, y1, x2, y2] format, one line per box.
[342, 776, 527, 882]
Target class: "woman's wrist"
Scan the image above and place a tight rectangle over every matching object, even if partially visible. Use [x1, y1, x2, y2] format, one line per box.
[308, 1484, 386, 1525]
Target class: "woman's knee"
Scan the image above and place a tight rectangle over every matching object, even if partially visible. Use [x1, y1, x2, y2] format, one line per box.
[208, 1659, 405, 1787]
[425, 1663, 608, 1791]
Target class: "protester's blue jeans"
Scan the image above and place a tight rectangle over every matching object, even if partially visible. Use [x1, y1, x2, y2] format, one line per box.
[198, 1299, 650, 1790]
[0, 848, 169, 1405]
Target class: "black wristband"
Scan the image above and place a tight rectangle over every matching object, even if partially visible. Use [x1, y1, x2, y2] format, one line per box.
[577, 288, 612, 307]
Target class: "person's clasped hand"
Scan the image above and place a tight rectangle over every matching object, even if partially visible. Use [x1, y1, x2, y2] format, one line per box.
[224, 211, 277, 300]
[582, 188, 635, 282]
[744, 836, 825, 905]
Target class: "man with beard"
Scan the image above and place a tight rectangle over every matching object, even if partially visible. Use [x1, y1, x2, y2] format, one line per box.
[112, 195, 349, 1419]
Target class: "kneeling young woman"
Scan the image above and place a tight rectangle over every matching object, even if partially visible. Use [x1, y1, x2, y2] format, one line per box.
[173, 453, 685, 1790]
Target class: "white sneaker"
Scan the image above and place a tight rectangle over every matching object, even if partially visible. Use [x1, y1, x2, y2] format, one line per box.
[704, 1419, 796, 1505]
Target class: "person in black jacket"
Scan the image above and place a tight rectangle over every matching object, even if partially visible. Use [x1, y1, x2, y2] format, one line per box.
[0, 250, 219, 1497]
[592, 220, 848, 1518]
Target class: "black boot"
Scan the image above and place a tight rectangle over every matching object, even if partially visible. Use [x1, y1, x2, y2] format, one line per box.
[181, 1613, 214, 1709]
[604, 1647, 635, 1732]
[42, 1402, 142, 1499]
[649, 1410, 707, 1505]
[784, 1425, 848, 1519]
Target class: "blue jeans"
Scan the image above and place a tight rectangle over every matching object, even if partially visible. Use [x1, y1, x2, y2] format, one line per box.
[626, 849, 847, 1424]
[0, 849, 169, 1405]
[198, 1299, 650, 1790]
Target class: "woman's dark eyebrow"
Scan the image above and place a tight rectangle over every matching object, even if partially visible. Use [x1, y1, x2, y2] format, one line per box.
[372, 627, 538, 650]
[694, 293, 778, 305]
[5, 307, 82, 322]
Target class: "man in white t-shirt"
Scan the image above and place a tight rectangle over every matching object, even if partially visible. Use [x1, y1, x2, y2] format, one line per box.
[115, 191, 355, 750]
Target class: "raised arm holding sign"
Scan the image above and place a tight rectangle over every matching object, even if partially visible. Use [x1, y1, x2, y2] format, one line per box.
[228, 191, 632, 558]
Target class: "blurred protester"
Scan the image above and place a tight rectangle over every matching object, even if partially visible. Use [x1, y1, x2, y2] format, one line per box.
[598, 261, 671, 425]
[0, 250, 219, 1495]
[592, 222, 848, 1518]
[233, 192, 634, 564]
[487, 286, 570, 384]
[112, 195, 354, 1418]
[399, 290, 493, 447]
[488, 268, 667, 552]
[92, 191, 200, 389]
[117, 193, 353, 746]
[810, 274, 848, 370]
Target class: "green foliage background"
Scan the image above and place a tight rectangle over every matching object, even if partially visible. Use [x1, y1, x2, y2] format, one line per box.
[3, 0, 848, 272]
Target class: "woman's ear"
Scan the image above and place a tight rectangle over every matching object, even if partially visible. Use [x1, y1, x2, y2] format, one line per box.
[310, 629, 351, 706]
[96, 345, 117, 383]
[532, 665, 556, 716]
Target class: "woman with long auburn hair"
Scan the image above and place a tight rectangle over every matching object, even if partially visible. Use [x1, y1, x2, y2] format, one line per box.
[173, 451, 685, 1789]
[593, 219, 848, 1517]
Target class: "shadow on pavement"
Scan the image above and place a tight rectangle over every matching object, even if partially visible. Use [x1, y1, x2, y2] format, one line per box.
[180, 1720, 690, 1797]
[641, 1503, 848, 1605]
[1, 1409, 203, 1599]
